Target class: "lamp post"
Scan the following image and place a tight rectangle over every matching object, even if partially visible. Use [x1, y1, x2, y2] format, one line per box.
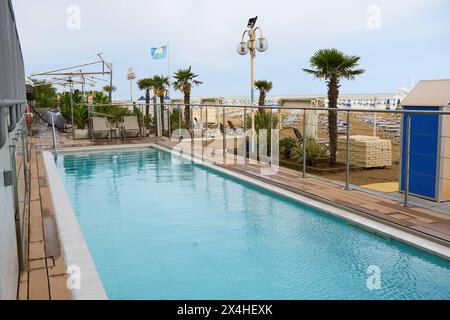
[237, 16, 269, 105]
[127, 68, 136, 105]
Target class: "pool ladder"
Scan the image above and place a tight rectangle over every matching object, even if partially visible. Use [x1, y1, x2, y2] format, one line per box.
[51, 115, 58, 160]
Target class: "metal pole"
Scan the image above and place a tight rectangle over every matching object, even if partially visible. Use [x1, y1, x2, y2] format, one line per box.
[69, 79, 75, 140]
[302, 109, 307, 178]
[130, 79, 133, 104]
[345, 111, 351, 190]
[243, 107, 247, 134]
[179, 105, 182, 140]
[168, 107, 172, 140]
[190, 106, 194, 134]
[109, 65, 113, 103]
[223, 107, 226, 158]
[404, 114, 411, 207]
[140, 104, 144, 139]
[250, 29, 255, 104]
[51, 115, 58, 160]
[373, 96, 377, 137]
[269, 108, 273, 161]
[201, 107, 204, 160]
[278, 108, 282, 130]
[250, 54, 255, 104]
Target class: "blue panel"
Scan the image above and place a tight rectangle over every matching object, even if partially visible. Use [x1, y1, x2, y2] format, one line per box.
[401, 106, 439, 199]
[408, 173, 438, 198]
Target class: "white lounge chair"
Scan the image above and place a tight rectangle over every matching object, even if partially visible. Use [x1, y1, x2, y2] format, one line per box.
[122, 116, 141, 139]
[91, 117, 111, 141]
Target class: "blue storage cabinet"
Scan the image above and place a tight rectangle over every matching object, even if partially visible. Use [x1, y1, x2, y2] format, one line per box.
[399, 80, 450, 201]
[400, 106, 441, 200]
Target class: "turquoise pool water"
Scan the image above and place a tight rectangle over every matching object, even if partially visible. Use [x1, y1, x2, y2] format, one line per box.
[56, 148, 450, 300]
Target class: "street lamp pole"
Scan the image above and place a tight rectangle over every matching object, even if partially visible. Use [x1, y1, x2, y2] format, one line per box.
[237, 17, 268, 105]
[127, 68, 136, 105]
[249, 32, 256, 104]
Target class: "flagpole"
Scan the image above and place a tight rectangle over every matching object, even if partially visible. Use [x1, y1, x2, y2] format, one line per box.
[167, 43, 171, 95]
[167, 42, 170, 79]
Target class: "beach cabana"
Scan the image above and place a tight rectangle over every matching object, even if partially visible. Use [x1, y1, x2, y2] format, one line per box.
[400, 79, 450, 201]
[278, 97, 325, 140]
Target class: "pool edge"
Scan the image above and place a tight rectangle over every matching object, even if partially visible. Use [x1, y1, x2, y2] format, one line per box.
[43, 151, 108, 300]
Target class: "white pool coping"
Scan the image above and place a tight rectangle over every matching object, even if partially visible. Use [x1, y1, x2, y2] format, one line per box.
[43, 151, 108, 300]
[46, 143, 450, 300]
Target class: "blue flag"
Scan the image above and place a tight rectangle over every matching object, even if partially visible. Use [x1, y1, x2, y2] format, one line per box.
[151, 45, 168, 59]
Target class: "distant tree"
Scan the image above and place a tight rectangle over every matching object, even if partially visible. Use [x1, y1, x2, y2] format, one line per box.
[103, 85, 116, 103]
[152, 75, 170, 131]
[172, 66, 202, 129]
[254, 80, 273, 109]
[303, 49, 365, 165]
[137, 78, 154, 116]
[33, 82, 57, 109]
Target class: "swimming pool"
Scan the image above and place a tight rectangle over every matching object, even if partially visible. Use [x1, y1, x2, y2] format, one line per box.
[56, 147, 450, 300]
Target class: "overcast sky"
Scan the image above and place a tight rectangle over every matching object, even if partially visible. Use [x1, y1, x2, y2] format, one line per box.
[12, 0, 450, 99]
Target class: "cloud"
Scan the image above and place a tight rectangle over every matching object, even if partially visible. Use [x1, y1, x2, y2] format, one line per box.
[12, 0, 450, 98]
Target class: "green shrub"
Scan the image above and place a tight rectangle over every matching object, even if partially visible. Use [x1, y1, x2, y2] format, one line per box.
[170, 109, 186, 131]
[292, 137, 329, 166]
[107, 106, 131, 125]
[279, 137, 298, 160]
[72, 105, 89, 129]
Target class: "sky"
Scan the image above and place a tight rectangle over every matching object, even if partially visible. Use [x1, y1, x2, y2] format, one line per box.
[12, 0, 450, 100]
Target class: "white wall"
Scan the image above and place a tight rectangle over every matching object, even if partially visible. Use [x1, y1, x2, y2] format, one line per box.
[0, 121, 23, 300]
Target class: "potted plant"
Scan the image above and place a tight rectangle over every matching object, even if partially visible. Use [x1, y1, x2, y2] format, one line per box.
[73, 104, 90, 139]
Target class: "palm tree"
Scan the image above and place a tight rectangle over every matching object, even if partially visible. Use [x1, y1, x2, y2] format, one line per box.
[173, 66, 202, 129]
[303, 49, 365, 165]
[103, 85, 116, 103]
[152, 75, 170, 131]
[137, 78, 154, 116]
[254, 80, 273, 109]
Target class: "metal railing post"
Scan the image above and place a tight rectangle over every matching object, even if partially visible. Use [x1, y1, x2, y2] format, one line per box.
[168, 107, 172, 140]
[303, 109, 307, 178]
[200, 106, 204, 161]
[404, 114, 411, 207]
[205, 106, 208, 142]
[244, 107, 247, 134]
[223, 107, 226, 158]
[269, 108, 273, 162]
[345, 111, 351, 190]
[140, 104, 145, 139]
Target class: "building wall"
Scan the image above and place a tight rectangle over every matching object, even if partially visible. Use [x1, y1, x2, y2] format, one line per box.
[0, 0, 27, 300]
[0, 119, 26, 300]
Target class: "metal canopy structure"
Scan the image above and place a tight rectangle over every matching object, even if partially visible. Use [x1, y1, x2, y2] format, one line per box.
[29, 53, 113, 138]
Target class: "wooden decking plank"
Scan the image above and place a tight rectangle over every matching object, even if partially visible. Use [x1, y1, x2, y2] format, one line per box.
[49, 275, 72, 300]
[28, 259, 50, 300]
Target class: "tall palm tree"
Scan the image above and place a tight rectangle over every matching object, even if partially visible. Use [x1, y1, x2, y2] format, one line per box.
[254, 80, 273, 109]
[173, 66, 202, 129]
[152, 75, 170, 131]
[303, 49, 365, 165]
[137, 78, 154, 116]
[103, 85, 116, 103]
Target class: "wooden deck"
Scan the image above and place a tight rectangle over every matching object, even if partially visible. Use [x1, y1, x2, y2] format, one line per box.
[19, 125, 450, 300]
[18, 136, 72, 300]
